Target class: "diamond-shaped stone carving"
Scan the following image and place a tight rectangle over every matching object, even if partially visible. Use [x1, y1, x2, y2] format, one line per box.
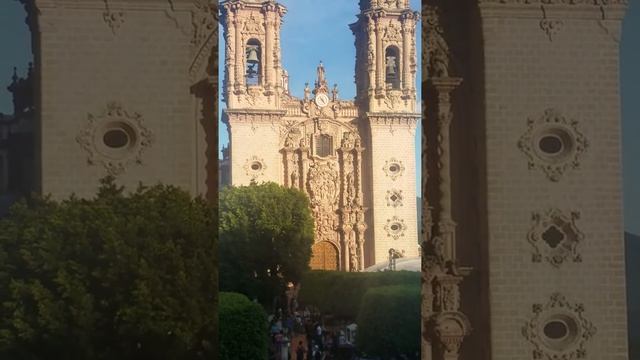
[517, 108, 589, 182]
[386, 189, 404, 207]
[527, 209, 584, 267]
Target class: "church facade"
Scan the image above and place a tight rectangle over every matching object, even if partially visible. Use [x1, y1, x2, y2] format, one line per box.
[220, 0, 421, 271]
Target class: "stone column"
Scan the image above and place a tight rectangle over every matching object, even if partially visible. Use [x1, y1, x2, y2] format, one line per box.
[401, 15, 411, 91]
[432, 77, 462, 262]
[262, 3, 275, 92]
[374, 14, 383, 93]
[233, 8, 244, 90]
[300, 144, 309, 192]
[367, 15, 376, 97]
[283, 147, 292, 187]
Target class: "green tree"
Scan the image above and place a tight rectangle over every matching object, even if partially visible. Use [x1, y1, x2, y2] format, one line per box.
[0, 177, 217, 360]
[219, 292, 268, 360]
[219, 182, 314, 306]
[356, 285, 421, 359]
[298, 270, 420, 319]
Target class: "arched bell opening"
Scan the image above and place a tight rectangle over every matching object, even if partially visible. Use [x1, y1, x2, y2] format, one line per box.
[385, 45, 401, 90]
[245, 38, 262, 86]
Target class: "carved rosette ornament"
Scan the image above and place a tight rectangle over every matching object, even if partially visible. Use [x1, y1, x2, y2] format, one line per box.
[76, 102, 154, 176]
[384, 216, 407, 239]
[522, 293, 597, 360]
[527, 209, 584, 267]
[383, 158, 405, 180]
[517, 108, 589, 182]
[243, 155, 266, 181]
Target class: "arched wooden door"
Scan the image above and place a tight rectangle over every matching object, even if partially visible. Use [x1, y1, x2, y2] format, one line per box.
[310, 241, 339, 271]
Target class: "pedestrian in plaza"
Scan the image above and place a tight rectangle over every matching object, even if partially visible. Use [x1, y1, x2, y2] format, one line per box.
[296, 340, 306, 360]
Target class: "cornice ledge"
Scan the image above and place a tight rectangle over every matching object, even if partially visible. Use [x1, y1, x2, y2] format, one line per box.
[35, 0, 195, 11]
[478, 0, 627, 20]
[224, 109, 287, 115]
[366, 112, 420, 126]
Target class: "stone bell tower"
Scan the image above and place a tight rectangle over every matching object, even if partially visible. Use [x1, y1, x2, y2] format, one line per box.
[351, 0, 421, 264]
[221, 0, 287, 185]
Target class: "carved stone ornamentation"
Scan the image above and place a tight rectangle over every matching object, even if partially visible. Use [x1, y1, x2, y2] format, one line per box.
[307, 160, 340, 243]
[383, 158, 405, 180]
[522, 293, 597, 360]
[540, 19, 563, 41]
[76, 102, 154, 176]
[243, 155, 266, 180]
[103, 3, 125, 34]
[386, 189, 404, 207]
[384, 216, 407, 239]
[424, 5, 451, 78]
[527, 209, 584, 267]
[517, 108, 589, 182]
[190, 0, 217, 80]
[384, 22, 402, 43]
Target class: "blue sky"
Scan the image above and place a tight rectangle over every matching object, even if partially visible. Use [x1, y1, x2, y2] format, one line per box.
[1, 0, 638, 234]
[217, 0, 423, 193]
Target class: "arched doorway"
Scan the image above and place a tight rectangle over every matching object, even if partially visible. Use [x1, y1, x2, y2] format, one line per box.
[310, 241, 339, 271]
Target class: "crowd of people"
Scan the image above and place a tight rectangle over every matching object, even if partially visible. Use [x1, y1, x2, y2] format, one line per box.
[268, 305, 356, 360]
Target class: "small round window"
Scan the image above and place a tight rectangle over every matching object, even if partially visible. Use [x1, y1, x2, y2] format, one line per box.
[533, 127, 574, 162]
[103, 129, 130, 149]
[544, 320, 569, 340]
[95, 121, 137, 159]
[540, 314, 579, 351]
[250, 162, 262, 171]
[539, 135, 563, 155]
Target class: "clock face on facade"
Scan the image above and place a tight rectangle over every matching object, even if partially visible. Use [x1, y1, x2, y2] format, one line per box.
[315, 93, 329, 108]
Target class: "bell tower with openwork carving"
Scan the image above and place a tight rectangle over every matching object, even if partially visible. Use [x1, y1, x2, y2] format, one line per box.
[350, 0, 421, 264]
[220, 0, 287, 110]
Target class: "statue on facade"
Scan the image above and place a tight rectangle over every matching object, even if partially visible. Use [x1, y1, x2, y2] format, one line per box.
[317, 61, 326, 83]
[331, 83, 339, 101]
[303, 82, 311, 101]
[349, 239, 358, 271]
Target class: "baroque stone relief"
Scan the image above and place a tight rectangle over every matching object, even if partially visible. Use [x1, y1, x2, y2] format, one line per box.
[190, 0, 217, 80]
[384, 216, 407, 239]
[383, 158, 405, 180]
[386, 189, 404, 207]
[522, 293, 597, 360]
[527, 208, 584, 267]
[540, 18, 563, 41]
[518, 108, 589, 182]
[424, 4, 451, 78]
[307, 160, 341, 243]
[244, 155, 266, 181]
[76, 102, 154, 176]
[103, 9, 125, 34]
[280, 117, 365, 271]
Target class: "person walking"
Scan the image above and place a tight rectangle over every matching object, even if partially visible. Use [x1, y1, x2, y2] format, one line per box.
[296, 341, 306, 360]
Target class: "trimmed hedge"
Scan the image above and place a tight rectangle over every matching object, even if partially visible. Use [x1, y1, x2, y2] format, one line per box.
[219, 292, 268, 360]
[298, 270, 420, 319]
[356, 285, 420, 359]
